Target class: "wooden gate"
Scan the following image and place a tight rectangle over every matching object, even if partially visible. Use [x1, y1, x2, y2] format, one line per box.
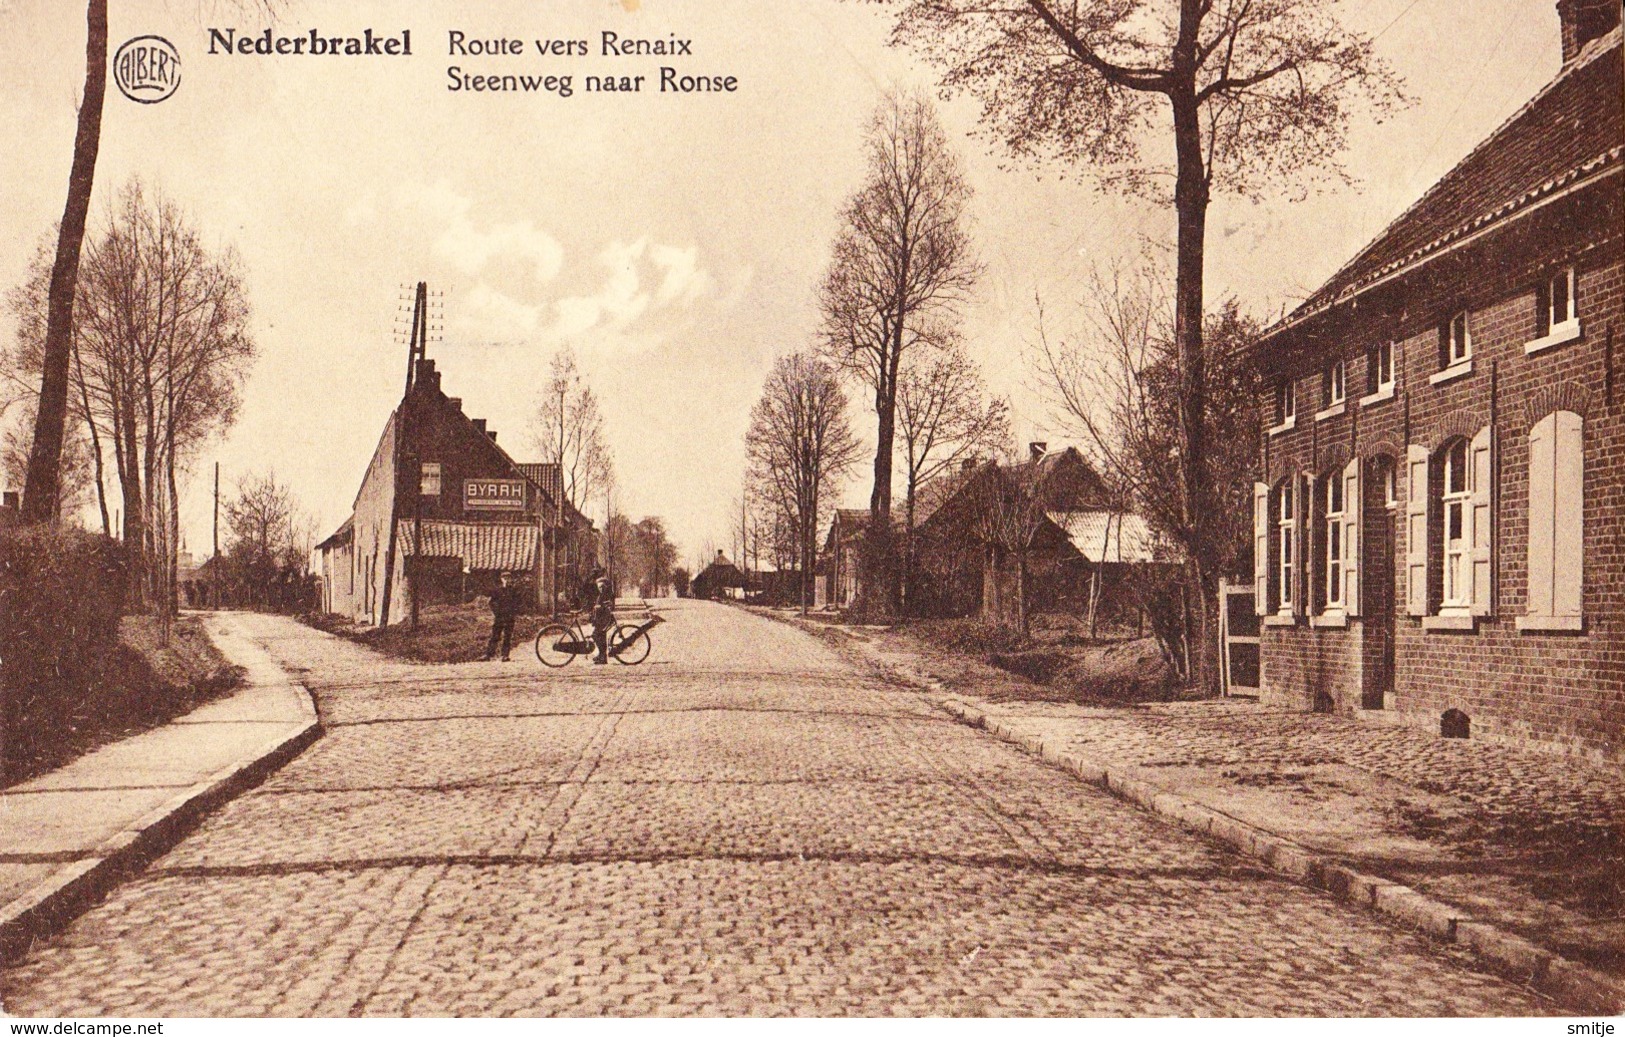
[1218, 581, 1260, 697]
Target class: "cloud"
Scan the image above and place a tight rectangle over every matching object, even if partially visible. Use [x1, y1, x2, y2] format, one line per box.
[395, 181, 565, 286]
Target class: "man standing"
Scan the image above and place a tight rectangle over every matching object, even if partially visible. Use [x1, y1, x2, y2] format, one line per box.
[484, 571, 523, 661]
[589, 566, 615, 664]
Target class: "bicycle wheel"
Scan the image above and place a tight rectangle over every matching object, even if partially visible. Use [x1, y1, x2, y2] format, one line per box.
[611, 623, 651, 665]
[534, 623, 579, 667]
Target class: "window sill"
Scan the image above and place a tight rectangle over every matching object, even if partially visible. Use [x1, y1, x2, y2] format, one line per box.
[1267, 416, 1297, 436]
[1524, 318, 1582, 355]
[1516, 614, 1584, 633]
[1421, 613, 1476, 632]
[1428, 361, 1473, 386]
[1314, 402, 1346, 422]
[1359, 386, 1395, 407]
[1310, 612, 1349, 628]
[1262, 613, 1300, 627]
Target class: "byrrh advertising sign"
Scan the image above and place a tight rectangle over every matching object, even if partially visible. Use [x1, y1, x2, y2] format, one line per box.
[463, 478, 525, 511]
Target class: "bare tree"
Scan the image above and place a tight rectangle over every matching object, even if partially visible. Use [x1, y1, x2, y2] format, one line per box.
[948, 452, 1050, 636]
[1, 399, 96, 524]
[222, 470, 312, 610]
[531, 348, 615, 520]
[5, 180, 256, 631]
[1036, 269, 1261, 582]
[895, 345, 1009, 611]
[817, 89, 980, 616]
[871, 0, 1404, 687]
[745, 353, 863, 614]
[22, 0, 278, 525]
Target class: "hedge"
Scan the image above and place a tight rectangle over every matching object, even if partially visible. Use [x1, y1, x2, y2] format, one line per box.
[0, 526, 127, 783]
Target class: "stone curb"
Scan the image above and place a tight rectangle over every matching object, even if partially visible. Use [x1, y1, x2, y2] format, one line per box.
[931, 691, 1624, 1015]
[0, 664, 321, 966]
[747, 610, 1624, 1016]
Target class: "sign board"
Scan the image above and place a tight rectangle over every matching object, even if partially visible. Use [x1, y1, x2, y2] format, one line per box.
[464, 478, 526, 511]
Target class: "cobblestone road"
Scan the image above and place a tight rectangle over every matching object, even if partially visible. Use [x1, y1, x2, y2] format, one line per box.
[1, 603, 1558, 1016]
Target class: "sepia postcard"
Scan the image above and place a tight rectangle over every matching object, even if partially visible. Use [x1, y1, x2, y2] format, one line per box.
[0, 0, 1621, 1021]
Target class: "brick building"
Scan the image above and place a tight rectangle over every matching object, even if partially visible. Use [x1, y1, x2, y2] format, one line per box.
[1250, 2, 1622, 758]
[317, 357, 594, 625]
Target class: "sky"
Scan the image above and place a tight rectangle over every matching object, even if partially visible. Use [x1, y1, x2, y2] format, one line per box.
[0, 0, 1569, 568]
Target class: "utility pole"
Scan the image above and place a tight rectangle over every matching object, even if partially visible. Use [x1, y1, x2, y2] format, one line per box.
[212, 462, 220, 560]
[380, 281, 427, 629]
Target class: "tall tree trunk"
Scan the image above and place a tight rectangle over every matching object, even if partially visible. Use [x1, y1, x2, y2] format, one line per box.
[867, 382, 898, 614]
[22, 0, 108, 524]
[1171, 12, 1217, 692]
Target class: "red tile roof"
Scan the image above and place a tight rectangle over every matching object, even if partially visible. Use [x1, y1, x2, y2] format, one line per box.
[1270, 32, 1623, 337]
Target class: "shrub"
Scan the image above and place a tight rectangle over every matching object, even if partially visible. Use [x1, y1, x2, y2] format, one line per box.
[0, 527, 127, 782]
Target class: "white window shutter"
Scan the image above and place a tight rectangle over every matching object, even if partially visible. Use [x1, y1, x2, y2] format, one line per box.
[1343, 457, 1361, 617]
[1254, 482, 1270, 616]
[1527, 416, 1555, 617]
[1554, 412, 1584, 617]
[1469, 425, 1494, 616]
[1298, 473, 1312, 618]
[1406, 445, 1429, 616]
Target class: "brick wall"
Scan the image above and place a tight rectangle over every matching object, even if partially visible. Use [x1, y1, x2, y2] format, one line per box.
[1258, 184, 1625, 759]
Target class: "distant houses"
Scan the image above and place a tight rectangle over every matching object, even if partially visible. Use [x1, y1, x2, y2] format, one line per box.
[816, 444, 1177, 625]
[317, 357, 595, 624]
[1250, 2, 1622, 756]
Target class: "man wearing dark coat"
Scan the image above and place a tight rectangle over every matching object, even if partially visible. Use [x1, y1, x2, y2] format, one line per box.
[483, 571, 524, 661]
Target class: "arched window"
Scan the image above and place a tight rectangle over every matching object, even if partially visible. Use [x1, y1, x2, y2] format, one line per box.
[1406, 427, 1493, 621]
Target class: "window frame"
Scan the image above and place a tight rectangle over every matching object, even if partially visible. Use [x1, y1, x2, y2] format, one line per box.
[1446, 312, 1471, 367]
[1277, 477, 1296, 614]
[1440, 439, 1471, 612]
[1527, 267, 1583, 355]
[420, 461, 442, 496]
[1270, 379, 1297, 433]
[1323, 472, 1345, 612]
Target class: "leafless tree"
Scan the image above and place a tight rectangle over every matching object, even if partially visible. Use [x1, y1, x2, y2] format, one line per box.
[222, 469, 312, 609]
[951, 451, 1050, 636]
[22, 0, 279, 525]
[895, 345, 1009, 611]
[870, 0, 1405, 688]
[817, 89, 980, 616]
[530, 348, 615, 520]
[5, 180, 256, 633]
[1034, 263, 1262, 671]
[745, 353, 864, 614]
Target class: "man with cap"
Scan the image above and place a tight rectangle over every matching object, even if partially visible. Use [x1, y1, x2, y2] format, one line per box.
[483, 570, 523, 661]
[588, 565, 615, 664]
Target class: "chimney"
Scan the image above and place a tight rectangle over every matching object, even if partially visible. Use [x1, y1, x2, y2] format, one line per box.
[487, 431, 498, 443]
[471, 418, 486, 434]
[1029, 442, 1048, 462]
[446, 397, 462, 411]
[1558, 0, 1619, 64]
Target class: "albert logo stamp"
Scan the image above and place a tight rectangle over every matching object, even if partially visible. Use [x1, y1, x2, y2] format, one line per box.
[113, 35, 181, 104]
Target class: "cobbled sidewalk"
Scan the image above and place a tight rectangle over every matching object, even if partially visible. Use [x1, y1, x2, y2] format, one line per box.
[785, 613, 1625, 1012]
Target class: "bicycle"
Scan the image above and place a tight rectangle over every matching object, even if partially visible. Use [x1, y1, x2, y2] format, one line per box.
[533, 610, 663, 668]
